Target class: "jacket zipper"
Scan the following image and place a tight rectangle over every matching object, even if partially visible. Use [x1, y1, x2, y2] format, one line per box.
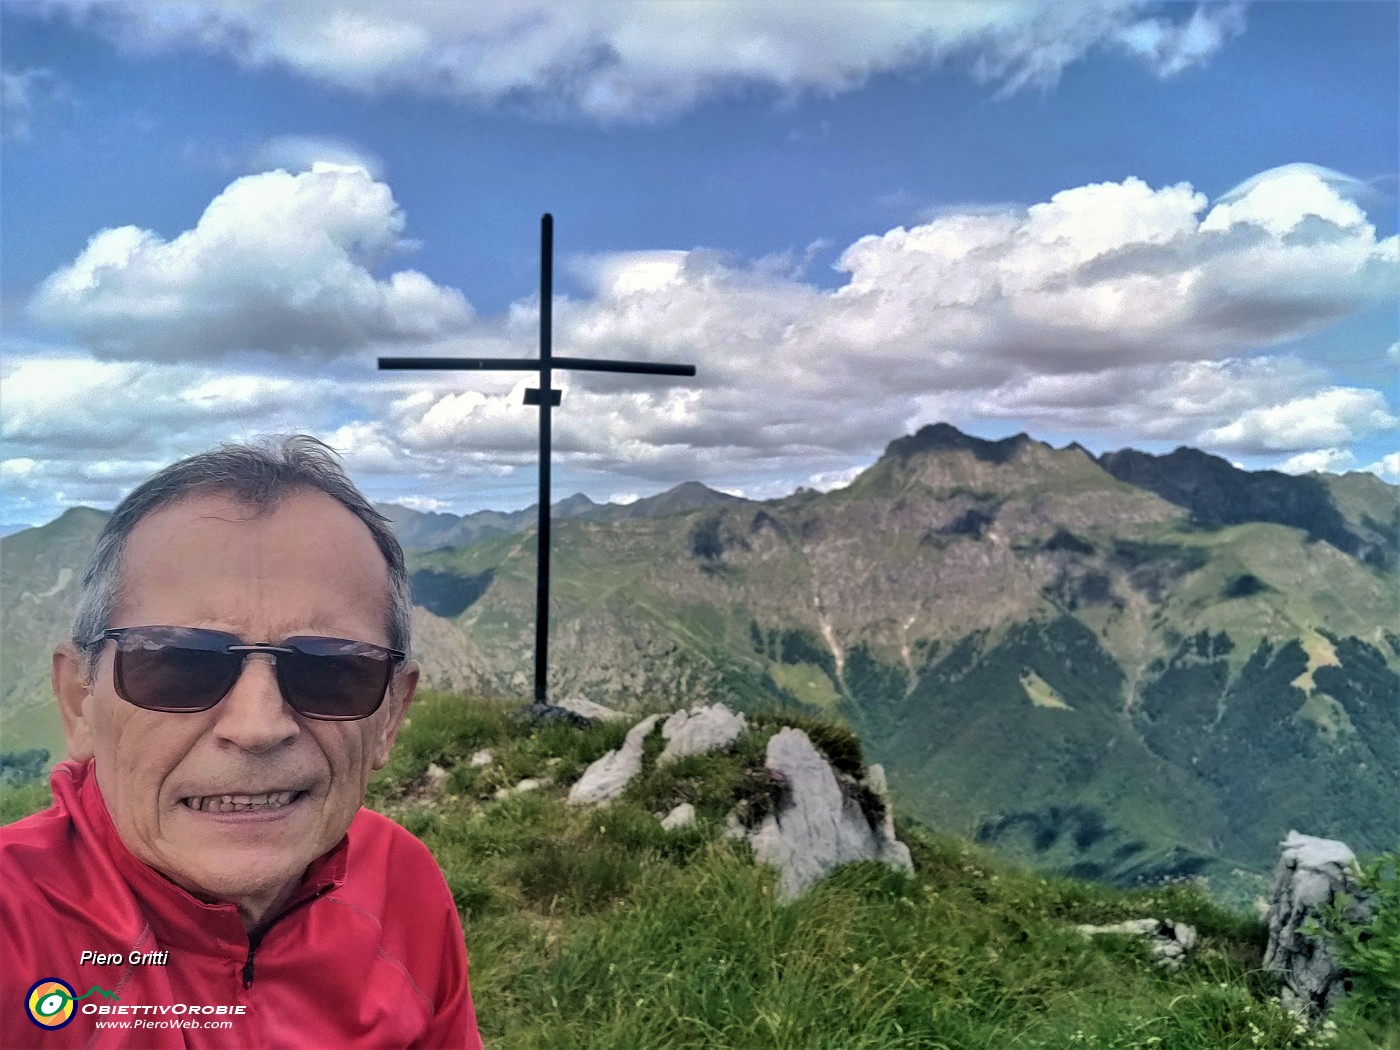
[240, 886, 329, 989]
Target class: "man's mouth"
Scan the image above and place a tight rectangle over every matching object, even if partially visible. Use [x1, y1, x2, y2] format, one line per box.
[181, 791, 305, 814]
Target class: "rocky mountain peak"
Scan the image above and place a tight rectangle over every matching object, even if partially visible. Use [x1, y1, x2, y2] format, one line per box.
[881, 423, 1036, 466]
[49, 506, 111, 535]
[668, 480, 723, 497]
[1097, 446, 1392, 564]
[628, 481, 746, 516]
[554, 493, 600, 517]
[857, 422, 1119, 504]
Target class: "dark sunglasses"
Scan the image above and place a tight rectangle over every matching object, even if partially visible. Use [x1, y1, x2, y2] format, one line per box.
[87, 625, 406, 721]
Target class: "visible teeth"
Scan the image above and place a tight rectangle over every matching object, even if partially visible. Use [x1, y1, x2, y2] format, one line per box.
[184, 791, 299, 813]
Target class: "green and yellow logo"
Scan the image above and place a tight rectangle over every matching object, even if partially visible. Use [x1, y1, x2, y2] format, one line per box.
[24, 979, 119, 1031]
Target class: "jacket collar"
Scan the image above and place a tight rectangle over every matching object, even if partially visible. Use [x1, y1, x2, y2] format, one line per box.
[56, 759, 349, 954]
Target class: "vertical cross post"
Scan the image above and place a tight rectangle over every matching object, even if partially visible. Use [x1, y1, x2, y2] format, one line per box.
[536, 214, 553, 705]
[380, 214, 696, 705]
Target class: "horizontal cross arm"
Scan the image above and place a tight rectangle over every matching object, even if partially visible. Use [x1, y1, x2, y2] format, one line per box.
[378, 357, 541, 371]
[552, 356, 695, 376]
[378, 355, 695, 376]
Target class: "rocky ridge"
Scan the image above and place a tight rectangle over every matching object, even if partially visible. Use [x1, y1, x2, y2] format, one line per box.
[565, 702, 912, 899]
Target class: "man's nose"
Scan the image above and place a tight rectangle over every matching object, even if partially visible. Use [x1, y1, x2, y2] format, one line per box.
[211, 652, 300, 753]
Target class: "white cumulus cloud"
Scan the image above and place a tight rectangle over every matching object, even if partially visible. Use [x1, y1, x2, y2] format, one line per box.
[44, 1, 1248, 122]
[1278, 448, 1356, 475]
[558, 167, 1395, 397]
[1201, 388, 1399, 454]
[1363, 452, 1400, 480]
[972, 358, 1329, 442]
[248, 133, 385, 178]
[807, 465, 865, 492]
[351, 164, 1396, 484]
[8, 163, 1398, 517]
[1203, 163, 1371, 237]
[29, 164, 472, 361]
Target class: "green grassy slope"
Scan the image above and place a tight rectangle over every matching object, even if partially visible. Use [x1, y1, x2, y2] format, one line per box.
[0, 508, 109, 758]
[4, 692, 1392, 1049]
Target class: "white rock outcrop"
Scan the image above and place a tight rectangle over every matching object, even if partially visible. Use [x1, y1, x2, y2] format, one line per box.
[746, 728, 913, 901]
[1264, 831, 1375, 1018]
[469, 749, 493, 768]
[1076, 919, 1199, 971]
[567, 714, 661, 806]
[659, 703, 748, 764]
[660, 803, 696, 830]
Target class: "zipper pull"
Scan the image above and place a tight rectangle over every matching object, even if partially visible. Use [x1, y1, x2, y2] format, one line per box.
[241, 947, 255, 989]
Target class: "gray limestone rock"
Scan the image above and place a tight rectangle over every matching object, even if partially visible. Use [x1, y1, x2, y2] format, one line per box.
[660, 802, 696, 830]
[1077, 918, 1162, 938]
[746, 728, 913, 901]
[1264, 831, 1375, 1019]
[469, 749, 493, 768]
[494, 777, 548, 801]
[556, 696, 630, 723]
[424, 762, 450, 794]
[1074, 919, 1199, 972]
[865, 764, 903, 847]
[567, 714, 662, 806]
[1171, 921, 1199, 953]
[511, 701, 594, 728]
[659, 703, 748, 764]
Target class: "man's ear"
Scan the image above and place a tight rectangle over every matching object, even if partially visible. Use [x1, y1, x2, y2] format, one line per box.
[371, 661, 418, 770]
[53, 643, 95, 762]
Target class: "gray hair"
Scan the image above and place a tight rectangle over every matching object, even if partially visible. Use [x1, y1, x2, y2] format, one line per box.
[72, 435, 411, 681]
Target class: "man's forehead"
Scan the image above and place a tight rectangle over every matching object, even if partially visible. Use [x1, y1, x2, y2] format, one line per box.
[127, 489, 376, 549]
[138, 487, 339, 525]
[114, 488, 392, 635]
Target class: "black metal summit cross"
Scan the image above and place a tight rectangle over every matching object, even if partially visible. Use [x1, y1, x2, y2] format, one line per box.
[379, 214, 696, 705]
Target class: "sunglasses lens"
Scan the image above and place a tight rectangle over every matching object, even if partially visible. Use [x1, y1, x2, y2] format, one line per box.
[106, 628, 395, 720]
[113, 628, 241, 712]
[278, 638, 393, 720]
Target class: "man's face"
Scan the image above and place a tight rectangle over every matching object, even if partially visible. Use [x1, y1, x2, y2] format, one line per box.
[55, 489, 415, 925]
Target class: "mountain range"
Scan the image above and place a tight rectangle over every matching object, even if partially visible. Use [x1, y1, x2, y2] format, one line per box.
[3, 423, 1396, 899]
[374, 480, 746, 551]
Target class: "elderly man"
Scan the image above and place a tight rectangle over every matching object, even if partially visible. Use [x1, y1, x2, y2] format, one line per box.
[1, 437, 483, 1048]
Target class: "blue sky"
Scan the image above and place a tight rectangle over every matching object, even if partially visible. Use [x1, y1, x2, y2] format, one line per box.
[1, 1, 1396, 526]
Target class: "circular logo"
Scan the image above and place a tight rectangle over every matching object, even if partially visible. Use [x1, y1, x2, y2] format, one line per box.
[26, 978, 77, 1030]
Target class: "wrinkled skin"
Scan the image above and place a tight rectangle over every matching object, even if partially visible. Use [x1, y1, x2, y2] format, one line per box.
[55, 490, 417, 931]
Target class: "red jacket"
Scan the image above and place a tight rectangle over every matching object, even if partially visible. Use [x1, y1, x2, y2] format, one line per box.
[1, 760, 483, 1049]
